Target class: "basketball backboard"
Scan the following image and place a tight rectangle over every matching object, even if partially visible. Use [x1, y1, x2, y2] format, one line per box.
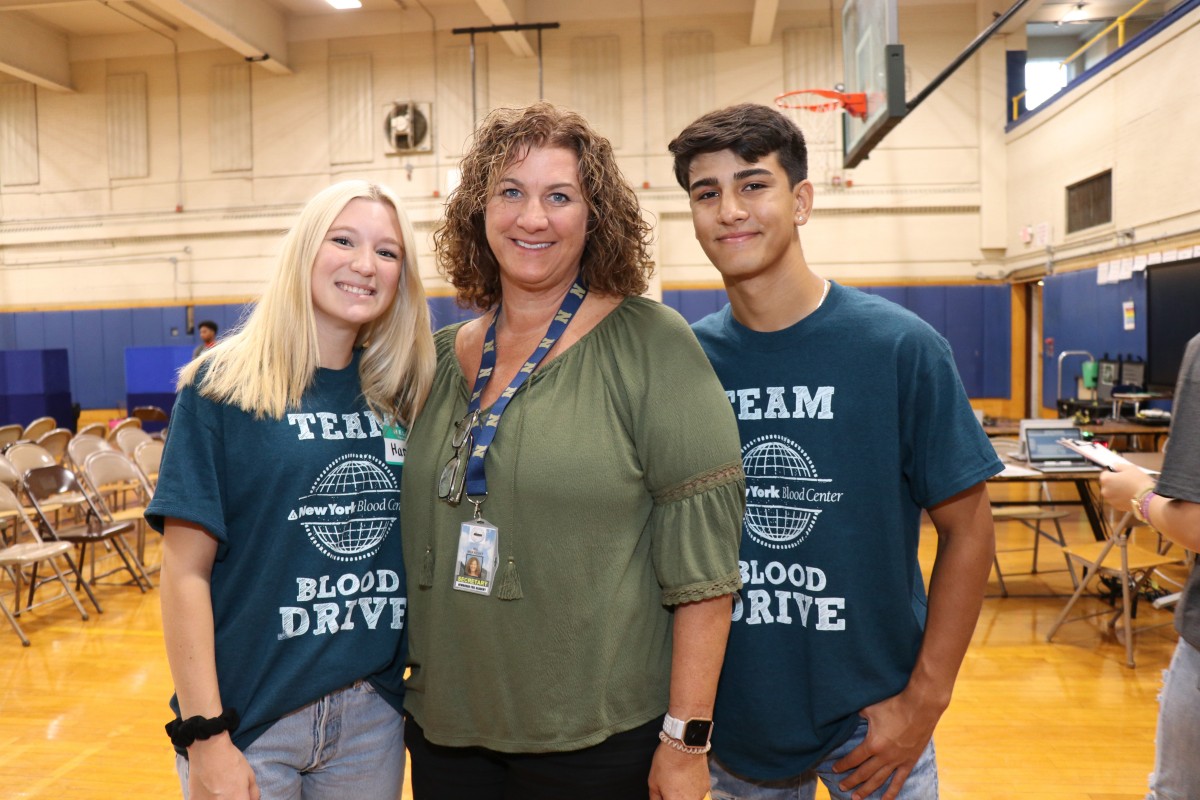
[841, 0, 907, 168]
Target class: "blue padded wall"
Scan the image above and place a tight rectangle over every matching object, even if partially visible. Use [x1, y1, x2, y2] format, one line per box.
[193, 303, 254, 349]
[0, 349, 72, 428]
[427, 296, 480, 330]
[867, 286, 1010, 398]
[858, 285, 1012, 399]
[0, 303, 251, 414]
[1041, 268, 1146, 409]
[0, 286, 1011, 413]
[126, 345, 195, 431]
[661, 285, 1011, 399]
[663, 288, 730, 324]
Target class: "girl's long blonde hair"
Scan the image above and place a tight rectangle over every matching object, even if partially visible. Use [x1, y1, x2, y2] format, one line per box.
[178, 180, 435, 426]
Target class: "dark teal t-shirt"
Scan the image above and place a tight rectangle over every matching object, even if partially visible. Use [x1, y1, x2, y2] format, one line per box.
[693, 282, 1001, 780]
[146, 352, 408, 752]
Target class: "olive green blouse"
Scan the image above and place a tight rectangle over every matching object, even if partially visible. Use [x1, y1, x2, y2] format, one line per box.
[401, 296, 744, 752]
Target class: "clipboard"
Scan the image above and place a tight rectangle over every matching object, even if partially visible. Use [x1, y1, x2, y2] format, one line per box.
[1057, 439, 1159, 475]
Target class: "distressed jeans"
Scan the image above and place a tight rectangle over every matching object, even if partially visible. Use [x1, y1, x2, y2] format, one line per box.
[176, 680, 404, 800]
[1148, 638, 1200, 800]
[710, 716, 938, 800]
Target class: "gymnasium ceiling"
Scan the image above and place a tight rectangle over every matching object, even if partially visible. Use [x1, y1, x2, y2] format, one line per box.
[0, 0, 1176, 91]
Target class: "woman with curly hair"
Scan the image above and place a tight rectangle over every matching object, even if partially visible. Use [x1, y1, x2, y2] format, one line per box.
[401, 103, 746, 799]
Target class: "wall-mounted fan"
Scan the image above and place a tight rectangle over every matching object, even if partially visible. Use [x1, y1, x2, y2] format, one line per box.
[384, 101, 433, 154]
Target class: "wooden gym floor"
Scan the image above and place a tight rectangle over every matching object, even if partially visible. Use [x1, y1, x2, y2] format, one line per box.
[1, 492, 1183, 800]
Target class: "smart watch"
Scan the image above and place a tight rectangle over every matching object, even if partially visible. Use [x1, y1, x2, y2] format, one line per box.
[662, 712, 714, 747]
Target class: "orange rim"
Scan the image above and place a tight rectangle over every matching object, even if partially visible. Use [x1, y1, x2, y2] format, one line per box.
[775, 89, 869, 120]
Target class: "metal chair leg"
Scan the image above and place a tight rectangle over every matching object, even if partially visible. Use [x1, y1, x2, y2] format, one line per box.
[0, 594, 30, 646]
[992, 553, 1008, 597]
[1047, 538, 1118, 641]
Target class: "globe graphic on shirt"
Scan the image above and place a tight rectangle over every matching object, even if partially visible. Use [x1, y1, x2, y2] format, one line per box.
[742, 435, 824, 550]
[296, 454, 399, 562]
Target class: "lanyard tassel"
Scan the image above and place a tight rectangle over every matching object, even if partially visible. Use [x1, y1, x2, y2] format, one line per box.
[497, 556, 523, 600]
[419, 544, 435, 589]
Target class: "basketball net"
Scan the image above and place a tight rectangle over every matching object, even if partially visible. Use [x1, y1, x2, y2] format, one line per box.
[774, 89, 867, 188]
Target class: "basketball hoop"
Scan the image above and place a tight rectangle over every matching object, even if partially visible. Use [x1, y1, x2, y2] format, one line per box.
[772, 88, 865, 188]
[775, 89, 869, 120]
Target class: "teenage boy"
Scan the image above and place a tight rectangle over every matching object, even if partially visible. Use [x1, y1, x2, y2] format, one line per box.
[192, 320, 219, 358]
[670, 103, 1001, 800]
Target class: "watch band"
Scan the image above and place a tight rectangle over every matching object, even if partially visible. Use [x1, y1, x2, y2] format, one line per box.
[662, 712, 714, 748]
[662, 712, 686, 741]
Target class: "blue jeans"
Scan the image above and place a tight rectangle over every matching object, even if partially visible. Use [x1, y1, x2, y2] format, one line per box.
[709, 717, 938, 800]
[176, 680, 405, 800]
[1148, 638, 1200, 800]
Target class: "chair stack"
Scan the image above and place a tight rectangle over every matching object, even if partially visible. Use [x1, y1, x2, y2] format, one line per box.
[0, 483, 90, 646]
[0, 416, 162, 646]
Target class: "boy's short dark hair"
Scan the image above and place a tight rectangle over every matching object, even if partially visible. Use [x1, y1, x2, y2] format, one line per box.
[668, 103, 808, 190]
[199, 320, 218, 334]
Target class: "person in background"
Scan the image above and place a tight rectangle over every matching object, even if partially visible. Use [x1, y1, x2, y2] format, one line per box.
[1100, 331, 1200, 800]
[670, 103, 1001, 800]
[147, 180, 435, 800]
[401, 102, 745, 800]
[192, 321, 218, 358]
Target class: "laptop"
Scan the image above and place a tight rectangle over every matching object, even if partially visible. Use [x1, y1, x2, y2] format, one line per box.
[1023, 426, 1102, 473]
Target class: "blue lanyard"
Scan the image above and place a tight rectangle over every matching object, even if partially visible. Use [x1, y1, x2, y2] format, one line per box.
[463, 278, 588, 501]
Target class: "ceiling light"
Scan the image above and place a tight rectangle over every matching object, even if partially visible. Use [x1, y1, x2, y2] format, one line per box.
[1059, 3, 1088, 24]
[326, 0, 362, 9]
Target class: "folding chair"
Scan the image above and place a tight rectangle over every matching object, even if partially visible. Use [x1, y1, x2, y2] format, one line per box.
[0, 454, 20, 496]
[0, 484, 91, 644]
[115, 426, 153, 458]
[133, 439, 164, 487]
[76, 422, 108, 439]
[22, 416, 56, 441]
[988, 437, 1072, 596]
[23, 465, 153, 595]
[0, 455, 23, 546]
[67, 434, 116, 472]
[990, 503, 1072, 597]
[0, 424, 22, 448]
[106, 417, 142, 443]
[132, 406, 168, 424]
[0, 454, 44, 544]
[35, 428, 72, 465]
[7, 442, 87, 515]
[5, 441, 57, 476]
[82, 450, 156, 573]
[1046, 510, 1184, 667]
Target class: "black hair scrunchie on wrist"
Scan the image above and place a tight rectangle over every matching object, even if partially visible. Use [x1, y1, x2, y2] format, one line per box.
[165, 708, 240, 749]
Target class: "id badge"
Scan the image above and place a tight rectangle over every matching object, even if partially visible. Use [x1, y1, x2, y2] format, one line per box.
[452, 519, 499, 596]
[383, 424, 407, 465]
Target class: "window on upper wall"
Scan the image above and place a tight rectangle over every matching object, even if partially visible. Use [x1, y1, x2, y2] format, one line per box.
[1024, 59, 1068, 110]
[1066, 170, 1113, 233]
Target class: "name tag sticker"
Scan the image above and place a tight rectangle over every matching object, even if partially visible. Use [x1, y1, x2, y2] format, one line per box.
[383, 425, 407, 465]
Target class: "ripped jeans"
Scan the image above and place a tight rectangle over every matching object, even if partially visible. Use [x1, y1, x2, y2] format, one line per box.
[1148, 638, 1200, 800]
[709, 716, 937, 800]
[175, 681, 404, 800]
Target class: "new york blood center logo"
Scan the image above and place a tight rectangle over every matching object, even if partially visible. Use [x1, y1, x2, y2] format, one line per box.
[288, 454, 399, 561]
[741, 435, 841, 549]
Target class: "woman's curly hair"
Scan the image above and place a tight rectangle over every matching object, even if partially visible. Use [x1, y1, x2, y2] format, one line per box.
[434, 103, 653, 310]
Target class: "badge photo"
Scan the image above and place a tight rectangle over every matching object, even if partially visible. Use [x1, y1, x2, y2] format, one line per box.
[453, 521, 499, 596]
